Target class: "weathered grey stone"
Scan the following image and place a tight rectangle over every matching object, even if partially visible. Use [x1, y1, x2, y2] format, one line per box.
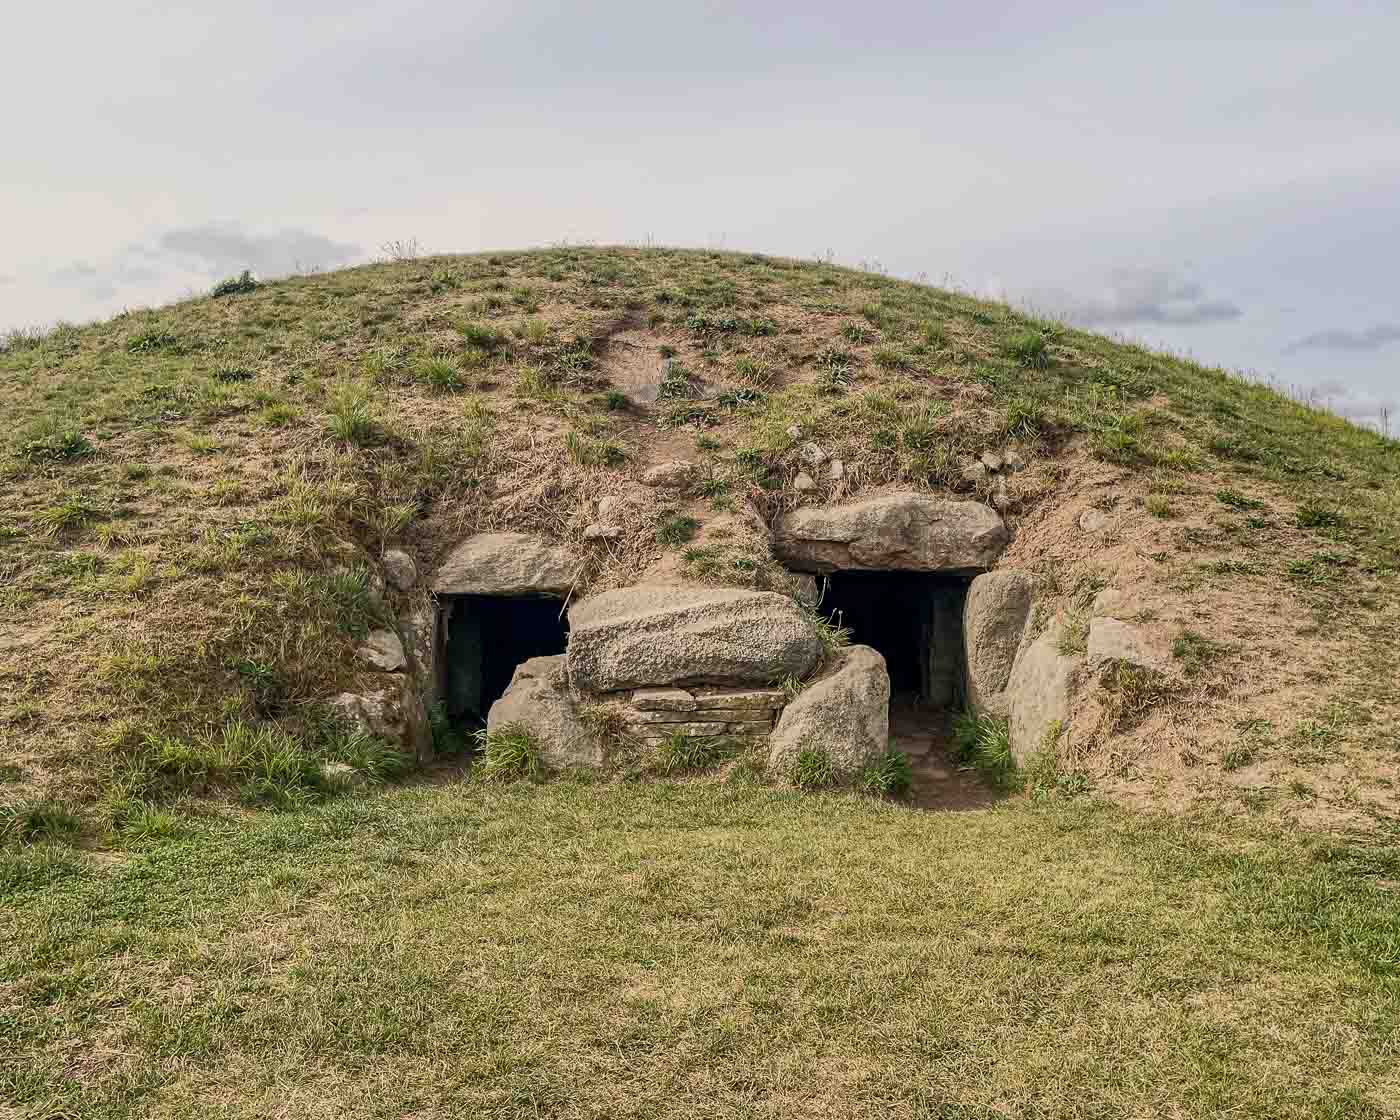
[329, 675, 431, 760]
[1078, 508, 1107, 533]
[642, 461, 695, 488]
[690, 689, 785, 711]
[981, 450, 1004, 471]
[356, 629, 407, 672]
[583, 522, 623, 541]
[382, 549, 417, 591]
[962, 460, 989, 484]
[434, 533, 579, 596]
[1090, 588, 1129, 618]
[631, 687, 697, 711]
[773, 493, 1007, 574]
[827, 459, 845, 482]
[1088, 617, 1167, 672]
[568, 585, 823, 692]
[800, 441, 828, 467]
[629, 709, 772, 726]
[400, 603, 439, 696]
[794, 471, 817, 492]
[633, 721, 730, 741]
[1006, 626, 1078, 764]
[487, 655, 603, 769]
[964, 570, 1034, 716]
[320, 760, 365, 787]
[767, 645, 890, 780]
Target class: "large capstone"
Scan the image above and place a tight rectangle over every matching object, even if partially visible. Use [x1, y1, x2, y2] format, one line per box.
[433, 533, 580, 597]
[486, 655, 602, 769]
[772, 493, 1008, 574]
[566, 585, 823, 692]
[767, 645, 890, 781]
[963, 569, 1034, 716]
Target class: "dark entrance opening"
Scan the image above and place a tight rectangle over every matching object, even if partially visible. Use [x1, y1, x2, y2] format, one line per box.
[440, 595, 569, 728]
[818, 571, 971, 708]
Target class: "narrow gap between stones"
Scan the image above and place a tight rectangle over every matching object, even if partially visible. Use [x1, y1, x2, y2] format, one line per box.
[440, 595, 569, 730]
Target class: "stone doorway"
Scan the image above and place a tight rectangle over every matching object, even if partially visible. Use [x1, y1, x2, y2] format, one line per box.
[818, 570, 970, 709]
[817, 570, 987, 806]
[439, 595, 570, 729]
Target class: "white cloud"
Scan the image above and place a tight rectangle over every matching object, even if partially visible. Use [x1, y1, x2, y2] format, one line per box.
[1285, 324, 1400, 354]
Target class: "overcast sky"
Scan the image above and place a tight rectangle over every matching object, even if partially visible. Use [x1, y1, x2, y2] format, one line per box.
[4, 0, 1397, 426]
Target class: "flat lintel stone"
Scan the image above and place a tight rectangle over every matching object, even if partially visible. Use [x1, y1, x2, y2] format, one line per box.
[772, 493, 1008, 574]
[433, 532, 580, 597]
[630, 687, 697, 712]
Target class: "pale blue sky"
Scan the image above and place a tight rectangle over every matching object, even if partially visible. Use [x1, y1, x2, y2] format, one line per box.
[3, 0, 1397, 424]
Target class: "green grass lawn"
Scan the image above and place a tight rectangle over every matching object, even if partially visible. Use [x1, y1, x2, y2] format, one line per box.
[5, 778, 1398, 1118]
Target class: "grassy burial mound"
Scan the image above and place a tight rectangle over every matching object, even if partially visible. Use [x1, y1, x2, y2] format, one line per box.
[4, 247, 1400, 1118]
[3, 245, 1397, 836]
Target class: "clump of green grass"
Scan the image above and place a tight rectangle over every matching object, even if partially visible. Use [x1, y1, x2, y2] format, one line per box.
[1145, 494, 1175, 518]
[126, 323, 181, 353]
[327, 383, 381, 446]
[657, 361, 696, 401]
[604, 390, 630, 410]
[15, 417, 94, 464]
[1003, 396, 1046, 439]
[857, 749, 913, 798]
[1217, 488, 1265, 511]
[1296, 505, 1346, 531]
[733, 355, 773, 387]
[1, 798, 82, 847]
[322, 564, 380, 636]
[429, 268, 462, 293]
[654, 734, 738, 775]
[840, 322, 874, 344]
[34, 494, 103, 538]
[213, 365, 255, 383]
[791, 746, 835, 791]
[211, 270, 260, 297]
[416, 357, 465, 393]
[921, 321, 949, 348]
[565, 431, 627, 467]
[656, 513, 700, 546]
[461, 321, 507, 352]
[952, 711, 1017, 788]
[808, 610, 853, 657]
[116, 719, 334, 810]
[474, 723, 544, 782]
[872, 346, 910, 371]
[1057, 613, 1089, 656]
[331, 728, 413, 784]
[1007, 330, 1050, 369]
[814, 346, 856, 394]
